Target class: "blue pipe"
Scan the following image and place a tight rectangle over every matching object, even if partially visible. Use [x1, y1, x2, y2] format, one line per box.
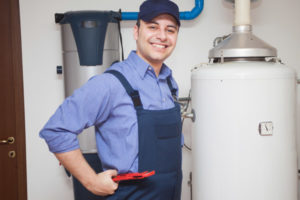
[121, 12, 138, 20]
[121, 0, 204, 21]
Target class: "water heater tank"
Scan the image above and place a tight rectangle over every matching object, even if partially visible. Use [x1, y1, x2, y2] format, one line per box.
[191, 61, 297, 200]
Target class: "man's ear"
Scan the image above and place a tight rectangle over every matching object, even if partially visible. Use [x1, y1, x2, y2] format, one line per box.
[133, 25, 139, 41]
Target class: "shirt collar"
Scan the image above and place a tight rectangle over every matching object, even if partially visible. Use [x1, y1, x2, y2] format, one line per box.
[126, 51, 172, 80]
[159, 63, 172, 80]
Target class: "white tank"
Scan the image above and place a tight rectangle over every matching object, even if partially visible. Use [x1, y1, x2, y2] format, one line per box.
[191, 61, 297, 200]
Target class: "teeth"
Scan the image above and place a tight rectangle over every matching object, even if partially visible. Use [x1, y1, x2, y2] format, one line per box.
[152, 44, 166, 49]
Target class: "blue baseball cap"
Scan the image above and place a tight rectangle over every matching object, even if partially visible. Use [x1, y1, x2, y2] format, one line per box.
[138, 0, 181, 26]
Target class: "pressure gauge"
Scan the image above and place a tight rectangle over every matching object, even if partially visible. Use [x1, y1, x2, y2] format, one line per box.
[258, 121, 273, 136]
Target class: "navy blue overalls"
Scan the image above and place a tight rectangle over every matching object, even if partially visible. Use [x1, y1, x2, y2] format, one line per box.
[105, 70, 182, 200]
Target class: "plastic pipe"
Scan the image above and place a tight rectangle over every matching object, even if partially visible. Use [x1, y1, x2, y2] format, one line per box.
[234, 0, 251, 26]
[180, 0, 204, 20]
[121, 0, 204, 21]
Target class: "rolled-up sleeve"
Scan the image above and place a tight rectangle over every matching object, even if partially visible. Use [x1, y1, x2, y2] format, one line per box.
[39, 74, 113, 153]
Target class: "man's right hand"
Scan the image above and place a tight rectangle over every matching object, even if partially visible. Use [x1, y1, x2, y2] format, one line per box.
[55, 149, 119, 197]
[87, 169, 119, 196]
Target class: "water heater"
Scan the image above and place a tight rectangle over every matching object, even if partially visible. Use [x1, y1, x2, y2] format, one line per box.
[191, 1, 298, 199]
[56, 11, 120, 154]
[56, 11, 120, 200]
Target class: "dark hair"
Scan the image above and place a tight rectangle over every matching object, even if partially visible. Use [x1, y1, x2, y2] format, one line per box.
[136, 19, 140, 27]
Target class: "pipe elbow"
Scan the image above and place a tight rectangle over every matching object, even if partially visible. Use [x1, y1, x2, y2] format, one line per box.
[180, 0, 204, 20]
[121, 0, 204, 21]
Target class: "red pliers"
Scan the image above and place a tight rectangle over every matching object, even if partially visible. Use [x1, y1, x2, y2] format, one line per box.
[113, 170, 155, 182]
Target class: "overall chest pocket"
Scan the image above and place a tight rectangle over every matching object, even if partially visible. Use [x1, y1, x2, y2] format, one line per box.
[155, 123, 180, 139]
[155, 123, 181, 173]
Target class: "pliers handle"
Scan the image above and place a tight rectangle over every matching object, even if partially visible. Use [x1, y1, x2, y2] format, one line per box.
[113, 170, 155, 182]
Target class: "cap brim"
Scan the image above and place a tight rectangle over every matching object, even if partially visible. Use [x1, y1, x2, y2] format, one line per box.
[140, 11, 180, 26]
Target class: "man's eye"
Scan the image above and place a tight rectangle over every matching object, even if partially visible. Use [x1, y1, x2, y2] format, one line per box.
[167, 29, 175, 33]
[149, 26, 157, 30]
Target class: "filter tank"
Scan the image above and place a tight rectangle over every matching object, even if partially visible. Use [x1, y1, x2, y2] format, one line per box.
[58, 11, 120, 153]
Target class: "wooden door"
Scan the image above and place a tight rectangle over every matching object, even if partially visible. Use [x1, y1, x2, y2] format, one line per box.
[0, 0, 27, 199]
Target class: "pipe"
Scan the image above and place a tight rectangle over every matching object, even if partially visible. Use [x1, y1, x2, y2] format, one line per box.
[180, 0, 204, 20]
[121, 12, 138, 20]
[234, 0, 251, 26]
[121, 0, 204, 21]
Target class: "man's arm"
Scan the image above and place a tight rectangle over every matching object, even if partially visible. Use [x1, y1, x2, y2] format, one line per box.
[55, 149, 118, 196]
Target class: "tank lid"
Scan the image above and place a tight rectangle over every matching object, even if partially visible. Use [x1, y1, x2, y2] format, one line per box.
[209, 25, 277, 62]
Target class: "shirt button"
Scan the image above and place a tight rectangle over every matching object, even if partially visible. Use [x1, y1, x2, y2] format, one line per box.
[148, 67, 152, 70]
[162, 98, 166, 102]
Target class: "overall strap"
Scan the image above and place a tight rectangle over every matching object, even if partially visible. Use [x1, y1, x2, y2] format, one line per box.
[166, 76, 178, 101]
[105, 70, 142, 108]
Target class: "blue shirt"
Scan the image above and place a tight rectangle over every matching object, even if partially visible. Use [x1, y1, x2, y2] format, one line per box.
[40, 51, 180, 173]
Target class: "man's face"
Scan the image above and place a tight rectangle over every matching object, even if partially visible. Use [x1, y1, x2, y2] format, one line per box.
[134, 14, 179, 68]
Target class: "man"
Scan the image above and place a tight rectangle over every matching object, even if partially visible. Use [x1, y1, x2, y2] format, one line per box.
[40, 0, 182, 199]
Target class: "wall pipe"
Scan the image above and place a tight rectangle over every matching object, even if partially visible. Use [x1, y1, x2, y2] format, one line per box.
[121, 0, 204, 21]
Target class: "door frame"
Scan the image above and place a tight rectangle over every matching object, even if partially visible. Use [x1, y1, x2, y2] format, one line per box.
[10, 0, 27, 198]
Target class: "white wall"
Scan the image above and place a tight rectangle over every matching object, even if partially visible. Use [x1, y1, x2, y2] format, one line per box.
[19, 0, 300, 199]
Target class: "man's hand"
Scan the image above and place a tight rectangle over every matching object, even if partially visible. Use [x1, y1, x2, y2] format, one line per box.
[55, 149, 119, 196]
[87, 169, 119, 196]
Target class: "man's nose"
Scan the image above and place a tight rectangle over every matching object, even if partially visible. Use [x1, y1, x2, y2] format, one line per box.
[156, 29, 167, 41]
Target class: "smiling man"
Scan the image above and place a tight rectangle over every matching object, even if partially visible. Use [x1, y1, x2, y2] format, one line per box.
[40, 0, 182, 199]
[134, 2, 180, 75]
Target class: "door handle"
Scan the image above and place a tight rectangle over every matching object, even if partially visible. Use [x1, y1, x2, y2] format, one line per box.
[0, 137, 15, 144]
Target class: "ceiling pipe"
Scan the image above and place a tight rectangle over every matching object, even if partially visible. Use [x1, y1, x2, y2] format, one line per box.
[121, 0, 204, 21]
